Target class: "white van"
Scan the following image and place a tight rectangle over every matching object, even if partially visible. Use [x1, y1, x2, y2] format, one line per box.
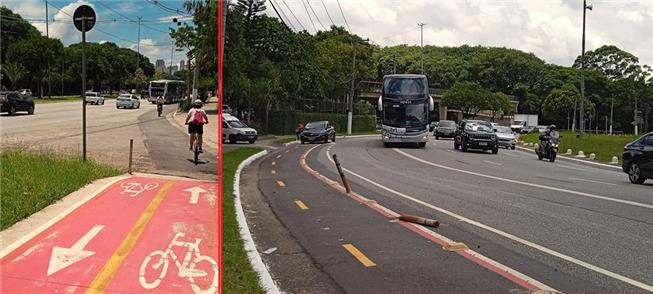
[222, 114, 258, 144]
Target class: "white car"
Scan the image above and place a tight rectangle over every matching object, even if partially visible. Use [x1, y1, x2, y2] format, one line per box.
[494, 126, 516, 149]
[85, 92, 105, 105]
[222, 114, 258, 144]
[116, 94, 140, 109]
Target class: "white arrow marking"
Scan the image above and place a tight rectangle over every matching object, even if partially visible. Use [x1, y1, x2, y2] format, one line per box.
[184, 186, 207, 204]
[47, 225, 104, 276]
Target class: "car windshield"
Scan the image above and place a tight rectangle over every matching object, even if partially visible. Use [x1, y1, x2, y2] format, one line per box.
[305, 121, 326, 129]
[86, 92, 97, 97]
[438, 121, 456, 128]
[466, 122, 492, 132]
[119, 95, 131, 98]
[495, 126, 512, 133]
[228, 120, 248, 128]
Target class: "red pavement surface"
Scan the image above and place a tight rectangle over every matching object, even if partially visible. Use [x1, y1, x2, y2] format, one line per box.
[1, 176, 218, 294]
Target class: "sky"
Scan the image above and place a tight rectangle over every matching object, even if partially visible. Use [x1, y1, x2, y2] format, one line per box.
[3, 0, 193, 68]
[4, 0, 653, 68]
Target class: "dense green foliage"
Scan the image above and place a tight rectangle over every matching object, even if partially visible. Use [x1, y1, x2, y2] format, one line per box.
[0, 149, 121, 229]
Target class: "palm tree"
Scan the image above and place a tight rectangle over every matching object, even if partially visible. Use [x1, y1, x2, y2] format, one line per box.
[2, 62, 27, 90]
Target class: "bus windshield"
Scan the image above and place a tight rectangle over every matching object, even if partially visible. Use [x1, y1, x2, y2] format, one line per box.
[383, 78, 427, 96]
[384, 103, 427, 128]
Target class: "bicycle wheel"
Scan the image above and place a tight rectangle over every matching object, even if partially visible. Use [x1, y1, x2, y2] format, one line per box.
[189, 255, 219, 294]
[194, 141, 199, 165]
[139, 250, 169, 290]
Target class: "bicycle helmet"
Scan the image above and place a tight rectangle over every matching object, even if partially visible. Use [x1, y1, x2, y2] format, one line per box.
[193, 99, 202, 106]
[549, 124, 556, 131]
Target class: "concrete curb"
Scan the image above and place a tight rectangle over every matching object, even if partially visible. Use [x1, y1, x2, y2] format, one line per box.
[514, 145, 621, 171]
[233, 150, 281, 294]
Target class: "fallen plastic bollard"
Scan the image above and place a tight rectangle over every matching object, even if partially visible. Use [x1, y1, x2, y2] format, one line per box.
[398, 214, 440, 227]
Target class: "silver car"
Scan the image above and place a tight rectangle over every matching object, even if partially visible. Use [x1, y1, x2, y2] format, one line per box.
[85, 91, 105, 105]
[494, 126, 516, 149]
[116, 94, 140, 109]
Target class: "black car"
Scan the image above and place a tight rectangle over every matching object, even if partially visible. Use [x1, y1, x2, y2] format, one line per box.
[300, 121, 336, 144]
[622, 132, 653, 184]
[434, 120, 457, 139]
[454, 120, 499, 154]
[1, 91, 35, 116]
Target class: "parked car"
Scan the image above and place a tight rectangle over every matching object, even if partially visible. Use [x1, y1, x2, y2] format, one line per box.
[0, 91, 35, 115]
[18, 89, 32, 99]
[494, 126, 516, 149]
[521, 126, 538, 134]
[222, 113, 258, 144]
[622, 132, 653, 184]
[300, 120, 336, 144]
[116, 94, 140, 109]
[85, 91, 105, 105]
[434, 120, 457, 139]
[454, 120, 499, 154]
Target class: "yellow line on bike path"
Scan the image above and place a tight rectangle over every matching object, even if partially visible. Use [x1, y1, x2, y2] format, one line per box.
[85, 181, 175, 294]
[342, 244, 376, 267]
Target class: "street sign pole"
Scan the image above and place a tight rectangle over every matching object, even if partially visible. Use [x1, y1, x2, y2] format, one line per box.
[82, 21, 87, 161]
[73, 5, 95, 161]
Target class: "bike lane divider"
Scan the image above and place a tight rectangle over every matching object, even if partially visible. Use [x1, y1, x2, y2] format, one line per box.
[101, 179, 218, 294]
[0, 176, 166, 293]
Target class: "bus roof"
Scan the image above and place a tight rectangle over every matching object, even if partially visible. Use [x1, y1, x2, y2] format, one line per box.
[383, 74, 426, 79]
[150, 79, 185, 84]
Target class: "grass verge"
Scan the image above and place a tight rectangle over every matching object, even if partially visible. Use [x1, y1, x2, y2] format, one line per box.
[273, 136, 296, 144]
[519, 131, 638, 163]
[0, 149, 122, 230]
[222, 147, 266, 294]
[33, 96, 81, 104]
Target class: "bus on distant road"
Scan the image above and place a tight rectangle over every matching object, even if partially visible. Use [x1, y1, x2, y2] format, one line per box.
[148, 80, 185, 104]
[377, 74, 434, 147]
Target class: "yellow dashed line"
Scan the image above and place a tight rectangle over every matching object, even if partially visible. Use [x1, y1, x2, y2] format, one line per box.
[277, 180, 286, 187]
[294, 200, 309, 210]
[342, 244, 376, 267]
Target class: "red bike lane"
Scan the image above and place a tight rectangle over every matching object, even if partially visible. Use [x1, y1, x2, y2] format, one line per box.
[0, 176, 218, 294]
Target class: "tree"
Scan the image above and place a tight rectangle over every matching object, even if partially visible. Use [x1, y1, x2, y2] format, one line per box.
[7, 36, 63, 97]
[442, 81, 491, 118]
[2, 62, 27, 89]
[573, 45, 644, 81]
[488, 92, 512, 121]
[1, 7, 40, 63]
[541, 83, 579, 125]
[133, 68, 148, 92]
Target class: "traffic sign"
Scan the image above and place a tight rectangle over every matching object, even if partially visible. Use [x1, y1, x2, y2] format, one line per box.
[73, 5, 96, 32]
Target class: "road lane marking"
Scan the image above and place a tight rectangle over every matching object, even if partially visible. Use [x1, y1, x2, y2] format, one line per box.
[48, 225, 104, 276]
[558, 164, 586, 171]
[272, 161, 276, 166]
[483, 160, 503, 166]
[306, 145, 556, 292]
[271, 170, 276, 175]
[569, 177, 616, 186]
[285, 150, 290, 153]
[342, 244, 376, 267]
[294, 200, 309, 210]
[276, 155, 281, 159]
[503, 152, 520, 158]
[277, 181, 286, 187]
[395, 149, 653, 210]
[86, 181, 175, 294]
[387, 149, 653, 291]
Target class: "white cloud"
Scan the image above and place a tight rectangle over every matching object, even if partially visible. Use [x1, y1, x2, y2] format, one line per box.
[273, 0, 653, 66]
[128, 39, 188, 68]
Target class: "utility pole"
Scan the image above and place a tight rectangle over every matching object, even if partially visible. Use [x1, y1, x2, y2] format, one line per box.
[61, 53, 64, 95]
[46, 0, 52, 99]
[348, 39, 357, 135]
[609, 95, 613, 135]
[169, 42, 174, 75]
[580, 0, 592, 149]
[417, 22, 425, 74]
[634, 97, 639, 135]
[137, 16, 141, 70]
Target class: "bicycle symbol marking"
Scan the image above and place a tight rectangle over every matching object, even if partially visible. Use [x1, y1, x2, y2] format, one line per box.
[139, 233, 218, 294]
[120, 181, 159, 197]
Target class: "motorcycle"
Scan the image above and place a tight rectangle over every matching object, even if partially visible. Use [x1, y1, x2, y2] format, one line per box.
[535, 130, 560, 162]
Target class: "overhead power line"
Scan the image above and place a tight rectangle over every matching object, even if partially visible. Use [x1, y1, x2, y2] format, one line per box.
[306, 0, 326, 30]
[301, 0, 317, 32]
[336, 0, 352, 32]
[320, 0, 335, 27]
[269, 0, 296, 31]
[281, 0, 306, 31]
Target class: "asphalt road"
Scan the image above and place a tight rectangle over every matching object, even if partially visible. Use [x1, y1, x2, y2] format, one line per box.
[251, 136, 653, 293]
[0, 99, 216, 179]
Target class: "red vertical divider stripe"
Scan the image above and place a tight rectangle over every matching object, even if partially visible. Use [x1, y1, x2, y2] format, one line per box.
[217, 1, 224, 294]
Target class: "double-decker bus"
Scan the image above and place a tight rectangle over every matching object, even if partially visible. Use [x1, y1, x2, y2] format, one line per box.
[148, 80, 185, 104]
[377, 74, 434, 147]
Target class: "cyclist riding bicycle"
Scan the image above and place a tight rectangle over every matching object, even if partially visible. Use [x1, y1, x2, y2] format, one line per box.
[185, 99, 209, 153]
[156, 96, 165, 117]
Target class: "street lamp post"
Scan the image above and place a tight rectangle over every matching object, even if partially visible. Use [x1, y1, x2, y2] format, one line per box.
[579, 0, 592, 148]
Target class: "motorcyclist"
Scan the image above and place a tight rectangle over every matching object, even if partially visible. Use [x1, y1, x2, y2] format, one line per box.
[538, 125, 556, 153]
